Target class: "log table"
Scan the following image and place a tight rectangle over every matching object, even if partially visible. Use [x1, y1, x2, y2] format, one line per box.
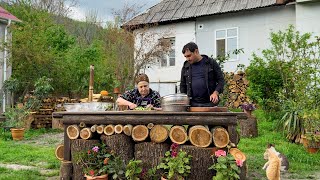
[53, 111, 246, 180]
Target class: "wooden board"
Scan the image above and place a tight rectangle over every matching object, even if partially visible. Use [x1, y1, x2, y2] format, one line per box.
[189, 107, 228, 112]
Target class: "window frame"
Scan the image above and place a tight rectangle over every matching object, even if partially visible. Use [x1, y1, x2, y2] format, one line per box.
[215, 27, 239, 61]
[160, 37, 176, 68]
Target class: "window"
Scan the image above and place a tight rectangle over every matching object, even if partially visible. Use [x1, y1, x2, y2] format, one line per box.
[161, 37, 175, 67]
[215, 28, 238, 60]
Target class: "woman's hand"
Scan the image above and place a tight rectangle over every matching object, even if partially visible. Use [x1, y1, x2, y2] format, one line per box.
[128, 103, 137, 110]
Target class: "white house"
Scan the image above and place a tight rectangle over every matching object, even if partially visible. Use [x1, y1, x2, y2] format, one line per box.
[124, 0, 320, 96]
[0, 6, 21, 112]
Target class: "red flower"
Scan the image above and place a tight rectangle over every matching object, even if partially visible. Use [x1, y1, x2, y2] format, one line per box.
[171, 150, 178, 157]
[215, 150, 226, 157]
[170, 143, 179, 151]
[236, 159, 244, 167]
[104, 158, 109, 165]
[87, 150, 91, 154]
[89, 169, 95, 176]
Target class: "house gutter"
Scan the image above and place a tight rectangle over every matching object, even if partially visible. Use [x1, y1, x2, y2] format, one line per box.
[3, 19, 11, 112]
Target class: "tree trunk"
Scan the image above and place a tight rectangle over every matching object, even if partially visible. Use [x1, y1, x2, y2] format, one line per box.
[211, 126, 230, 148]
[188, 125, 212, 147]
[239, 117, 258, 138]
[132, 125, 149, 142]
[169, 125, 188, 144]
[100, 134, 134, 165]
[96, 125, 105, 134]
[134, 142, 170, 169]
[90, 124, 98, 132]
[67, 125, 80, 140]
[55, 144, 64, 161]
[180, 145, 214, 180]
[71, 139, 99, 180]
[123, 124, 133, 136]
[150, 125, 169, 143]
[60, 160, 73, 180]
[114, 124, 123, 134]
[104, 124, 115, 136]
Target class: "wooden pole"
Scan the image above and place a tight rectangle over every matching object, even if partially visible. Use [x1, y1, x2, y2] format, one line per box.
[88, 65, 94, 102]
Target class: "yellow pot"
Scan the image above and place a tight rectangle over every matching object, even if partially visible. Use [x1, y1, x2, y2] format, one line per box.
[10, 128, 25, 141]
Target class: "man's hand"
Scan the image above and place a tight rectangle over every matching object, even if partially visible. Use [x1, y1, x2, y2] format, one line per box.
[210, 91, 219, 104]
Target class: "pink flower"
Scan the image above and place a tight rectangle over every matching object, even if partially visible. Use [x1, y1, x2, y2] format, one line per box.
[236, 159, 243, 167]
[215, 150, 226, 157]
[171, 150, 178, 157]
[92, 146, 99, 152]
[170, 143, 179, 151]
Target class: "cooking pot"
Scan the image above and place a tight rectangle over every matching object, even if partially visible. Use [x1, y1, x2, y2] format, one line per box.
[161, 93, 190, 112]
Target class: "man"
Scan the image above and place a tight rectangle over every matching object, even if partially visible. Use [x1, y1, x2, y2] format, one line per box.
[116, 73, 161, 109]
[180, 42, 224, 107]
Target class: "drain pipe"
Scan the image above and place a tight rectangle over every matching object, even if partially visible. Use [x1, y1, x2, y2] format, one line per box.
[2, 19, 11, 112]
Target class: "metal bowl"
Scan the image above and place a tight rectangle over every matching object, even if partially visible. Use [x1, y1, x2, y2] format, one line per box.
[161, 104, 189, 112]
[161, 93, 190, 106]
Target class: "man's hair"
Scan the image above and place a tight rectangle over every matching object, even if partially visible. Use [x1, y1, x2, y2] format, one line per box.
[182, 42, 198, 54]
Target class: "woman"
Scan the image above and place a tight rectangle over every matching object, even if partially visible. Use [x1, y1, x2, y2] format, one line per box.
[116, 73, 161, 110]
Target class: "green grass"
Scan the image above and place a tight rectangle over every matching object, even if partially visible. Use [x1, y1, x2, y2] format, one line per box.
[0, 128, 61, 179]
[238, 110, 320, 179]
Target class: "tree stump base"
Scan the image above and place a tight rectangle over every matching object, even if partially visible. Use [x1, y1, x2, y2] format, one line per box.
[71, 139, 99, 180]
[59, 160, 72, 180]
[101, 134, 134, 164]
[134, 142, 170, 169]
[180, 145, 214, 180]
[239, 117, 258, 138]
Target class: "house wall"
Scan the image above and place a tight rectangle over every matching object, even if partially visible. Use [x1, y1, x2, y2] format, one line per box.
[296, 1, 320, 38]
[196, 5, 296, 72]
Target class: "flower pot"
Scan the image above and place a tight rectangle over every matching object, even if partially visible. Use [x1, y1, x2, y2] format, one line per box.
[306, 147, 319, 154]
[10, 128, 25, 141]
[84, 174, 108, 180]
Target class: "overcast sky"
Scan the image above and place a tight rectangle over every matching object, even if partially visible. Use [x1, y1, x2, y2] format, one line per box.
[68, 0, 161, 23]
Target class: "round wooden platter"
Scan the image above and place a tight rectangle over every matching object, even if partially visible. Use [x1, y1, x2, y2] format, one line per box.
[189, 107, 228, 112]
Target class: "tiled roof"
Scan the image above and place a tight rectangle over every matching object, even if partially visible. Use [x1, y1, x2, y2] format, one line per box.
[124, 0, 289, 27]
[0, 6, 21, 22]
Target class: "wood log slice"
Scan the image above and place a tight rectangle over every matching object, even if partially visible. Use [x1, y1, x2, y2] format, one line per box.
[123, 124, 133, 136]
[147, 123, 154, 129]
[79, 122, 86, 128]
[188, 125, 212, 147]
[114, 124, 123, 134]
[229, 148, 246, 162]
[132, 125, 149, 142]
[180, 145, 214, 180]
[101, 134, 134, 165]
[96, 125, 105, 134]
[80, 127, 92, 140]
[169, 125, 188, 145]
[90, 124, 98, 132]
[239, 117, 258, 138]
[71, 139, 99, 180]
[150, 125, 169, 143]
[55, 144, 64, 161]
[67, 125, 80, 140]
[212, 126, 230, 148]
[104, 124, 115, 136]
[59, 160, 72, 180]
[134, 142, 170, 169]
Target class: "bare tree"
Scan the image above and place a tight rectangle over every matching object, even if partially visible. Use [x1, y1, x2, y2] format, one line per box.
[112, 1, 147, 25]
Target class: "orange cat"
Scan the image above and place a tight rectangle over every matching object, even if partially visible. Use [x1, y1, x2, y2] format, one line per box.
[263, 146, 281, 180]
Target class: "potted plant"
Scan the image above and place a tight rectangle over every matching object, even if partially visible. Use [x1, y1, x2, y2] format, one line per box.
[3, 106, 30, 140]
[125, 159, 142, 180]
[157, 143, 192, 180]
[209, 148, 244, 180]
[75, 143, 115, 180]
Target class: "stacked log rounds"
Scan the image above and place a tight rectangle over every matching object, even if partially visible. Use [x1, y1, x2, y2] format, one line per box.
[114, 124, 123, 134]
[189, 125, 212, 147]
[169, 125, 188, 144]
[135, 142, 170, 169]
[71, 139, 99, 180]
[150, 125, 169, 143]
[67, 125, 80, 139]
[80, 127, 92, 140]
[212, 126, 230, 148]
[55, 144, 64, 161]
[181, 145, 214, 180]
[104, 124, 115, 136]
[132, 125, 149, 142]
[96, 125, 105, 134]
[90, 124, 98, 132]
[101, 134, 134, 165]
[123, 124, 133, 136]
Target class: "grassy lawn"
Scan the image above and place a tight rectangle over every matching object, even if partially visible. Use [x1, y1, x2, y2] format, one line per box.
[0, 114, 319, 179]
[238, 110, 320, 179]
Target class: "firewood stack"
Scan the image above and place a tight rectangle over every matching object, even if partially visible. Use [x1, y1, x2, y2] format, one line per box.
[224, 71, 251, 108]
[32, 97, 56, 129]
